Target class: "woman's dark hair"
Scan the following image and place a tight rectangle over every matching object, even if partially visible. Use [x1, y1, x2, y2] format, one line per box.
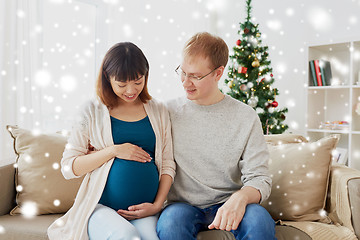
[96, 42, 151, 108]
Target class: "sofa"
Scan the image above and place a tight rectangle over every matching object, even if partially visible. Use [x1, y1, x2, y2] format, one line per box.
[0, 126, 359, 240]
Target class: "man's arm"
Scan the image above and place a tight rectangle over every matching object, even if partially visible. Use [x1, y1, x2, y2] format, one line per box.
[209, 113, 271, 231]
[208, 186, 260, 231]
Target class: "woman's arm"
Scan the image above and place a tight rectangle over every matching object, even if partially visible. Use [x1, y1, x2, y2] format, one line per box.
[72, 146, 116, 176]
[152, 174, 173, 209]
[159, 103, 176, 180]
[73, 143, 153, 177]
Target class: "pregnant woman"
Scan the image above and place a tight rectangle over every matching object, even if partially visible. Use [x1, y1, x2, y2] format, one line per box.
[47, 42, 175, 240]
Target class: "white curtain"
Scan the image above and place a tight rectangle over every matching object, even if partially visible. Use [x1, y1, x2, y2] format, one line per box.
[0, 0, 107, 166]
[0, 0, 42, 166]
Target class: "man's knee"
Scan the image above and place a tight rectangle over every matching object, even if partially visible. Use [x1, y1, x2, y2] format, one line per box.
[236, 204, 275, 239]
[243, 204, 274, 226]
[246, 204, 269, 215]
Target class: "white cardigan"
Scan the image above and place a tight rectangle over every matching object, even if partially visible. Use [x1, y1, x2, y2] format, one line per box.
[47, 98, 176, 240]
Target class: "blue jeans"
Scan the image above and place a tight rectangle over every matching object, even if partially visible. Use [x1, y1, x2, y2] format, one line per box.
[88, 204, 159, 240]
[156, 202, 276, 240]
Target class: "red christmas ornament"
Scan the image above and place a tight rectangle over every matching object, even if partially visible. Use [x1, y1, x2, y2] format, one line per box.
[244, 28, 250, 34]
[257, 78, 265, 85]
[270, 73, 274, 77]
[272, 101, 278, 107]
[238, 66, 248, 74]
[236, 39, 241, 46]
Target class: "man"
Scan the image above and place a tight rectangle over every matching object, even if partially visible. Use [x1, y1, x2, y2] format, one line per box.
[156, 32, 276, 239]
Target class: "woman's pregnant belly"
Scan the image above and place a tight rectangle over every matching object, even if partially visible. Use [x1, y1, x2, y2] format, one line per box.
[99, 158, 159, 210]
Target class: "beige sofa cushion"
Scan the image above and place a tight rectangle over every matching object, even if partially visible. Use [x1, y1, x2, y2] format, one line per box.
[7, 125, 83, 216]
[262, 135, 339, 222]
[0, 214, 62, 240]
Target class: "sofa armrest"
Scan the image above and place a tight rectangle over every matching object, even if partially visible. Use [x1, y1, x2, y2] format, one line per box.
[0, 164, 16, 216]
[348, 178, 360, 238]
[327, 164, 360, 239]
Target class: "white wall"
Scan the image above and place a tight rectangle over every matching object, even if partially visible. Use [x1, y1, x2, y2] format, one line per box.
[104, 0, 360, 136]
[1, 0, 360, 165]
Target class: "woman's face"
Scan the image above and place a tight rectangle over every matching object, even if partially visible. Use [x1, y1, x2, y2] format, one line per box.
[110, 75, 145, 104]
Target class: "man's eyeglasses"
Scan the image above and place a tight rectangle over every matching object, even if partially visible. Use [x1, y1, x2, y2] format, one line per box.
[175, 65, 219, 82]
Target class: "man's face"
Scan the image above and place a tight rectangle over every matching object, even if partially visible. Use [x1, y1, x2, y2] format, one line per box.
[179, 55, 221, 105]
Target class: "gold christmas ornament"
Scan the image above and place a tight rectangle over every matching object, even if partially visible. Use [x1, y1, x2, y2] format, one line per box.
[256, 33, 261, 37]
[228, 80, 234, 88]
[252, 58, 260, 67]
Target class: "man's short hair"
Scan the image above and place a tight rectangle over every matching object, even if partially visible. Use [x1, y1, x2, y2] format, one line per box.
[183, 32, 229, 69]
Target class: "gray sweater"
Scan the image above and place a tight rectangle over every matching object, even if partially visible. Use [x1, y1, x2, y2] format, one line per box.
[166, 95, 272, 209]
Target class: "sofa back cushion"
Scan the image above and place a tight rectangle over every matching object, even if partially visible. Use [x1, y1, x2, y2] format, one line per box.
[262, 135, 339, 222]
[7, 125, 83, 216]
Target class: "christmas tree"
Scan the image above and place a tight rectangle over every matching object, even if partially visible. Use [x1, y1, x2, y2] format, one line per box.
[224, 0, 289, 135]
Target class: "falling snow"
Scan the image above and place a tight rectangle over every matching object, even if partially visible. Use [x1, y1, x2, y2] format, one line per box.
[52, 163, 60, 170]
[16, 185, 23, 192]
[307, 7, 333, 31]
[60, 75, 77, 92]
[319, 209, 328, 218]
[21, 201, 38, 218]
[35, 70, 52, 87]
[0, 225, 5, 234]
[53, 199, 61, 206]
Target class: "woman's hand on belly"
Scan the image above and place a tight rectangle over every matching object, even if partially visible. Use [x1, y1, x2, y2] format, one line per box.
[117, 202, 162, 220]
[113, 143, 152, 163]
[86, 143, 151, 162]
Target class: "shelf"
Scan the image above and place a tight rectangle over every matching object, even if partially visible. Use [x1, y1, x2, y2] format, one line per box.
[307, 86, 350, 90]
[307, 128, 350, 134]
[307, 85, 360, 90]
[306, 40, 360, 170]
[309, 42, 350, 52]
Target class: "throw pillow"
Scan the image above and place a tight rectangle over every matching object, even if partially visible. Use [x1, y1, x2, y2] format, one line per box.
[262, 135, 339, 222]
[7, 125, 83, 216]
[264, 134, 308, 145]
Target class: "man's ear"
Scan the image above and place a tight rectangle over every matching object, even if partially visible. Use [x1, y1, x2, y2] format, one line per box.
[215, 66, 225, 82]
